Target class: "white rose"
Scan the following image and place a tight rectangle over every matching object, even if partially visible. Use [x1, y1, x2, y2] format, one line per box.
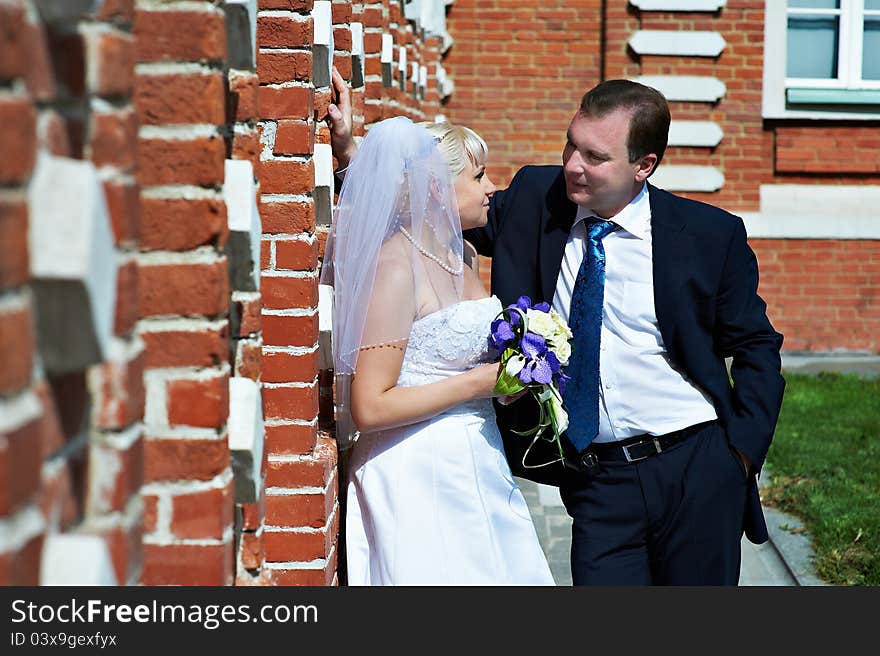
[550, 337, 571, 366]
[550, 309, 573, 341]
[526, 309, 557, 341]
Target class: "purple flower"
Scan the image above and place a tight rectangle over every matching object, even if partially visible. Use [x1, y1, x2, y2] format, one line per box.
[489, 318, 516, 352]
[517, 355, 552, 385]
[514, 296, 532, 312]
[520, 331, 547, 360]
[533, 301, 551, 313]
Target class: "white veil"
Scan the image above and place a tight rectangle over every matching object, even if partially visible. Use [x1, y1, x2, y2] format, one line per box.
[321, 116, 464, 448]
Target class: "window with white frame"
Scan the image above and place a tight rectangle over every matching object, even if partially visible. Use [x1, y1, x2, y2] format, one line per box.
[763, 0, 880, 118]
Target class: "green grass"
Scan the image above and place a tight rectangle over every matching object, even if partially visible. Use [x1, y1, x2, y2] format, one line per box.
[761, 372, 880, 586]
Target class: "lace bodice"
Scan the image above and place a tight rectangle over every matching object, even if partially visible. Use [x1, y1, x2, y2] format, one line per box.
[398, 296, 502, 389]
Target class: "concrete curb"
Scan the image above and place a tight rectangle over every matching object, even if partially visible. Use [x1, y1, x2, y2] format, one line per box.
[759, 474, 830, 586]
[762, 506, 829, 586]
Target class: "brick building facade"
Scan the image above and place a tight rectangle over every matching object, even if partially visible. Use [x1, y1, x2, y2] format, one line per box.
[443, 0, 880, 352]
[1, 0, 877, 586]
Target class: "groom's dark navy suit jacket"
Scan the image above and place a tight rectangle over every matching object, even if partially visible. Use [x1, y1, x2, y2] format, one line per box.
[465, 166, 785, 544]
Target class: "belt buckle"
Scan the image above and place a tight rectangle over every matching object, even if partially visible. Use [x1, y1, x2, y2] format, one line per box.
[622, 437, 662, 463]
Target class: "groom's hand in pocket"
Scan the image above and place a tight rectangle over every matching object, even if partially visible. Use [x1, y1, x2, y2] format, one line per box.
[734, 448, 751, 477]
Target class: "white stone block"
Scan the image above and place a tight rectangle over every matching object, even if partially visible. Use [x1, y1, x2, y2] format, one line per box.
[40, 534, 118, 585]
[629, 30, 726, 57]
[312, 0, 332, 46]
[668, 120, 723, 147]
[351, 23, 364, 57]
[318, 284, 333, 371]
[312, 1, 333, 87]
[405, 0, 422, 23]
[0, 505, 44, 557]
[224, 0, 258, 70]
[27, 152, 118, 374]
[314, 143, 334, 226]
[381, 34, 394, 63]
[630, 0, 726, 10]
[635, 75, 726, 102]
[739, 184, 880, 239]
[223, 159, 261, 292]
[651, 165, 724, 192]
[228, 376, 265, 503]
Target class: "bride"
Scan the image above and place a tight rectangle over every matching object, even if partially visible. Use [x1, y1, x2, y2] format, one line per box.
[322, 115, 554, 585]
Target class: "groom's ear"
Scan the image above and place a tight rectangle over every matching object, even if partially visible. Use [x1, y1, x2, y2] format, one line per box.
[634, 153, 658, 182]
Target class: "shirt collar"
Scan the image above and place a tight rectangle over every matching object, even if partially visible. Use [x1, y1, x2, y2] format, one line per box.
[574, 182, 651, 240]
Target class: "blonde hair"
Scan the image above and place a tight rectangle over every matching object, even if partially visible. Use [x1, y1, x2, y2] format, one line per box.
[419, 121, 488, 177]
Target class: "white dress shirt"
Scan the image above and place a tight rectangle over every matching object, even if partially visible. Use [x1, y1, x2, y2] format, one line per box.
[552, 183, 717, 443]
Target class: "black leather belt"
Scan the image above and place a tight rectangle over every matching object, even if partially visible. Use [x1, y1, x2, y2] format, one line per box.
[574, 420, 714, 473]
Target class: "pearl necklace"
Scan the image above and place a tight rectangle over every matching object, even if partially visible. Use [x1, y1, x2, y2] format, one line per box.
[399, 226, 463, 275]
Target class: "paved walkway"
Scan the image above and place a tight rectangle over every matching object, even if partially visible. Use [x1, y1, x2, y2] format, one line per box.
[517, 477, 799, 586]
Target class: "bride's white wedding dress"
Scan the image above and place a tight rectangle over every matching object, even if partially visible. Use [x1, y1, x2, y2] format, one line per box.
[345, 296, 555, 585]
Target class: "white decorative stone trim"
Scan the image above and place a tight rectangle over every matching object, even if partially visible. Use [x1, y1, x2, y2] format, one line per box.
[311, 1, 333, 87]
[381, 33, 394, 87]
[381, 34, 393, 63]
[40, 535, 118, 585]
[228, 376, 265, 503]
[630, 0, 726, 10]
[739, 184, 880, 239]
[27, 152, 117, 374]
[0, 505, 45, 556]
[223, 159, 261, 292]
[313, 143, 334, 226]
[318, 283, 333, 371]
[0, 389, 41, 434]
[635, 75, 726, 102]
[436, 65, 454, 99]
[351, 22, 364, 88]
[312, 1, 331, 46]
[741, 214, 880, 239]
[629, 30, 726, 57]
[668, 120, 723, 147]
[651, 165, 724, 192]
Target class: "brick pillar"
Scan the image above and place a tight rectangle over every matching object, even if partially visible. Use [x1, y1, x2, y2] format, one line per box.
[134, 0, 235, 586]
[257, 0, 339, 586]
[0, 0, 42, 583]
[1, 0, 144, 585]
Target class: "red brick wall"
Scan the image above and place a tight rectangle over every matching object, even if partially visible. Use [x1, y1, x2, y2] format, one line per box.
[0, 0, 143, 585]
[442, 0, 602, 187]
[752, 240, 880, 352]
[1, 0, 448, 587]
[444, 1, 880, 352]
[775, 126, 880, 175]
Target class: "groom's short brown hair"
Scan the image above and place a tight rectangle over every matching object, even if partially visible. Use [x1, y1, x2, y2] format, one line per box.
[579, 79, 671, 169]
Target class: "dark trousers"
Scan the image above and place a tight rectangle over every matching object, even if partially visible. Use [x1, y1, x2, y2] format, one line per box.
[559, 421, 748, 586]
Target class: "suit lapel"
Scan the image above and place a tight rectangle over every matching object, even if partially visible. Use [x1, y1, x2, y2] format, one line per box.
[539, 174, 577, 303]
[649, 183, 691, 353]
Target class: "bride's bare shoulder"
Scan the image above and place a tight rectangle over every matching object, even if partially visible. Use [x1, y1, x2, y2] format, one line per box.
[374, 233, 415, 287]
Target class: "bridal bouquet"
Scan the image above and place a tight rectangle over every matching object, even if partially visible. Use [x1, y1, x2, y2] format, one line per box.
[489, 296, 572, 468]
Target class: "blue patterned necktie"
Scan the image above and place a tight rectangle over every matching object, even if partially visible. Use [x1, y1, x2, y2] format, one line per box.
[563, 219, 617, 452]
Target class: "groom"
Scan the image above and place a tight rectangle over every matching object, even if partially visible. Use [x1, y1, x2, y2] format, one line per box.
[328, 75, 785, 585]
[464, 80, 785, 585]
